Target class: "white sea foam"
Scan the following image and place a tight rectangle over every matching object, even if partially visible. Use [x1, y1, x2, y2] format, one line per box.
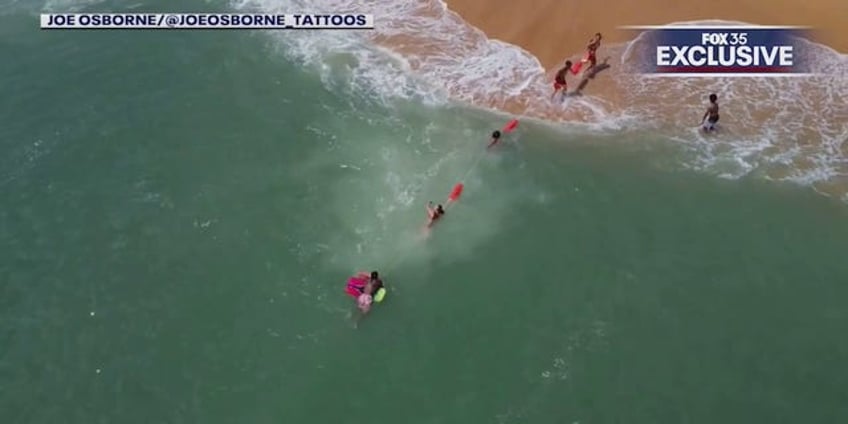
[41, 0, 108, 12]
[0, 0, 100, 15]
[233, 2, 847, 198]
[233, 0, 630, 126]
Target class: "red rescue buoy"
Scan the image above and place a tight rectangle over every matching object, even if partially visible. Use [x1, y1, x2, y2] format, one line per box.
[448, 183, 464, 202]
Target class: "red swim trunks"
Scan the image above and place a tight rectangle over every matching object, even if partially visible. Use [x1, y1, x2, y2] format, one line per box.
[553, 75, 567, 90]
[585, 51, 597, 66]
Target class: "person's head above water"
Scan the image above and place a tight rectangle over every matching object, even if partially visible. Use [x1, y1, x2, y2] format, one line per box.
[436, 204, 445, 214]
[564, 60, 572, 69]
[709, 93, 717, 103]
[492, 130, 501, 139]
[370, 271, 379, 280]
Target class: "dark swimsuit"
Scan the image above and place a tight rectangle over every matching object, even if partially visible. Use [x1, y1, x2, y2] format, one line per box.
[556, 73, 566, 83]
[555, 71, 567, 87]
[428, 210, 444, 227]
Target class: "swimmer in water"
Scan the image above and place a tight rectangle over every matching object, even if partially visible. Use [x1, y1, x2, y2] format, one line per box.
[426, 201, 445, 227]
[365, 271, 384, 295]
[357, 291, 373, 313]
[348, 271, 371, 297]
[701, 93, 719, 132]
[487, 130, 502, 149]
[348, 271, 385, 316]
[551, 60, 573, 101]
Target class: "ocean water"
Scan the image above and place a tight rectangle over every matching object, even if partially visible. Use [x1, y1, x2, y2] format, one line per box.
[2, 0, 848, 423]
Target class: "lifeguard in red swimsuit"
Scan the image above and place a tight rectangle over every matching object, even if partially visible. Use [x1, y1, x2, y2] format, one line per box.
[571, 32, 602, 75]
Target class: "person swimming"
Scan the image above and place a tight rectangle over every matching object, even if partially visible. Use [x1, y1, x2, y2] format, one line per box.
[347, 270, 384, 313]
[365, 271, 383, 295]
[487, 130, 502, 149]
[701, 93, 720, 131]
[357, 290, 373, 312]
[347, 270, 378, 297]
[426, 201, 445, 227]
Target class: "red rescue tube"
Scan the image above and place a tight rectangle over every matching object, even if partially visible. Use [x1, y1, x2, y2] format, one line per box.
[502, 119, 519, 133]
[448, 183, 464, 202]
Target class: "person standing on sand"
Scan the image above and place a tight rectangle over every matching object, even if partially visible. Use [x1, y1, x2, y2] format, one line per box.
[551, 60, 573, 101]
[701, 93, 720, 131]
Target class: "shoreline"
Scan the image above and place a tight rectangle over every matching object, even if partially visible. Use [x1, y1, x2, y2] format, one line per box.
[337, 0, 848, 199]
[443, 0, 848, 70]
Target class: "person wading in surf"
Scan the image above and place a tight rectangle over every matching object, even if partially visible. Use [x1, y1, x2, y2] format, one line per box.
[569, 32, 602, 76]
[582, 32, 602, 73]
[551, 60, 573, 101]
[701, 93, 720, 131]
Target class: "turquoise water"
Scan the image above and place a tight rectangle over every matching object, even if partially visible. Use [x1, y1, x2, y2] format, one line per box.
[2, 1, 848, 423]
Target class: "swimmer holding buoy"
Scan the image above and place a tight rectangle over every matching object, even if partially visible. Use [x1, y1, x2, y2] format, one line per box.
[345, 270, 386, 313]
[487, 119, 519, 148]
[486, 130, 502, 149]
[426, 201, 446, 228]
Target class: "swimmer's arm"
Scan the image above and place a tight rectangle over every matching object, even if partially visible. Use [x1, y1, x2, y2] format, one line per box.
[701, 110, 709, 123]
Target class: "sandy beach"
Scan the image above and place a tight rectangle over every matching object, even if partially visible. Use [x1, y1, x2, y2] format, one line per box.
[444, 0, 848, 70]
[361, 0, 847, 198]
